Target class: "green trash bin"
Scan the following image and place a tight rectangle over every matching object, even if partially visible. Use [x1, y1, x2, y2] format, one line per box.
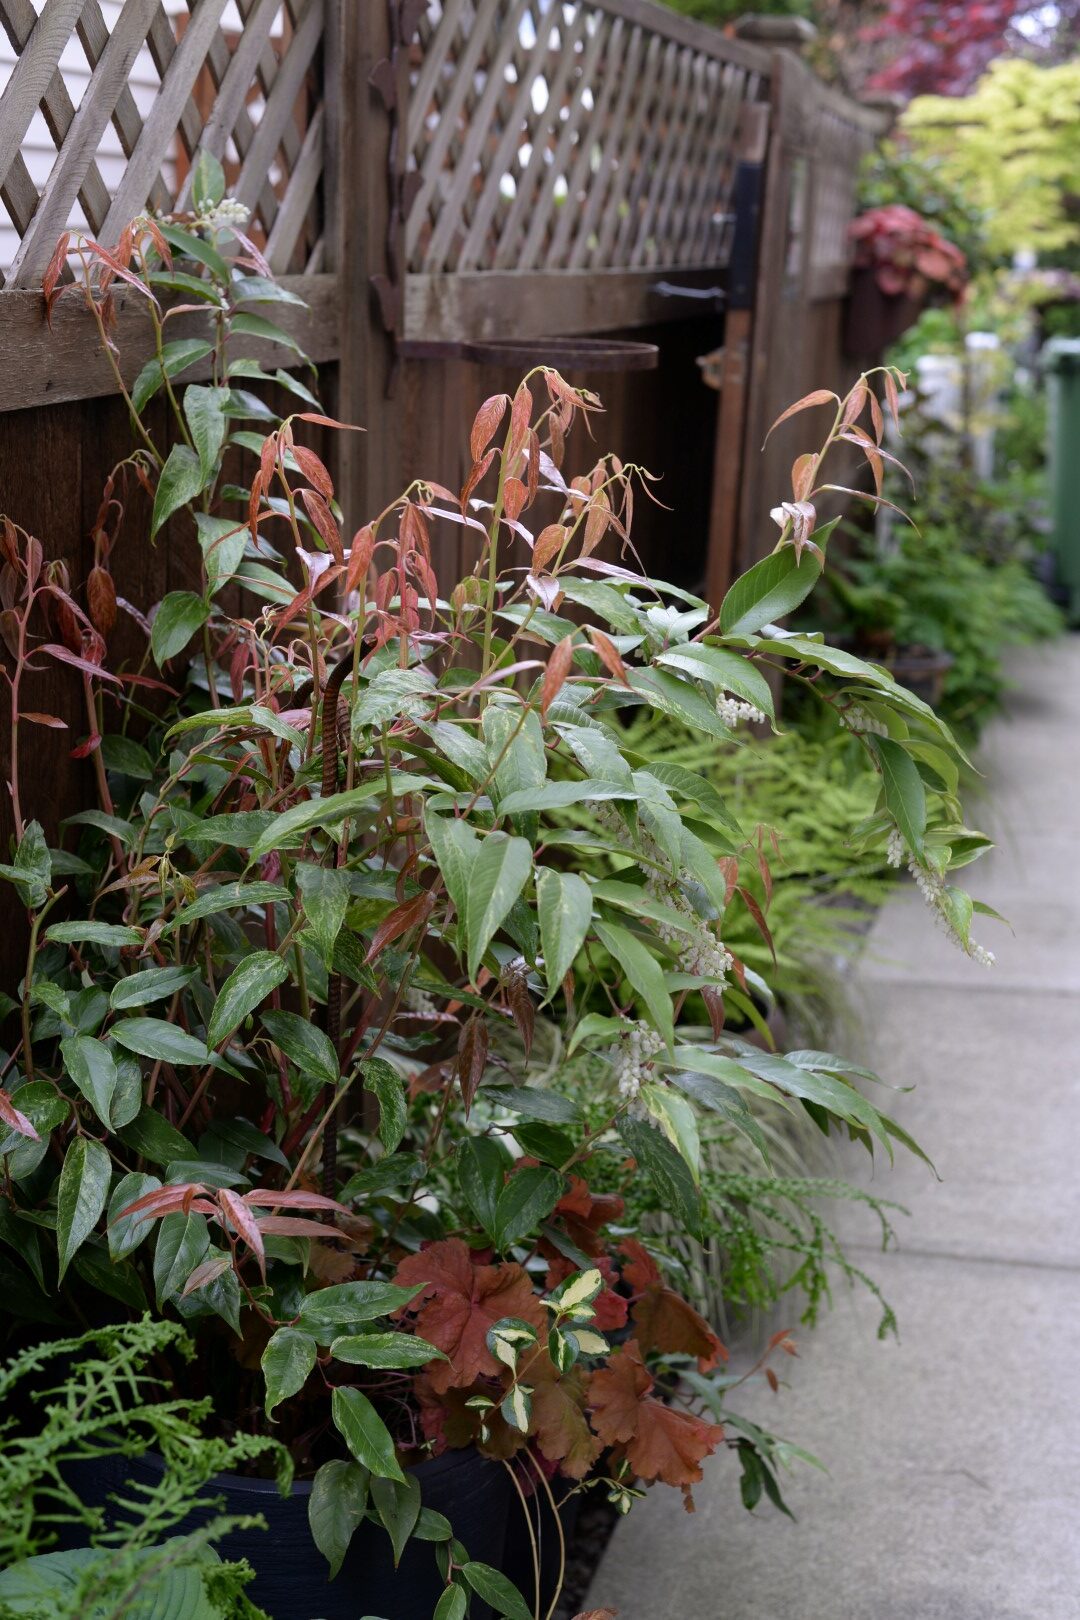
[1041, 337, 1080, 624]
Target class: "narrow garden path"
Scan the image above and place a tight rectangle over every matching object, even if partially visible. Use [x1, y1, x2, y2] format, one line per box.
[588, 636, 1080, 1620]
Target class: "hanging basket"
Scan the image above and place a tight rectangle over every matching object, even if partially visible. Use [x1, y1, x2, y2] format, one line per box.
[843, 267, 927, 361]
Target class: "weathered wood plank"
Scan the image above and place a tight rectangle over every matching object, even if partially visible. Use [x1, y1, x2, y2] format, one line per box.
[0, 273, 340, 413]
[0, 0, 86, 181]
[266, 102, 324, 273]
[234, 0, 323, 217]
[405, 265, 728, 342]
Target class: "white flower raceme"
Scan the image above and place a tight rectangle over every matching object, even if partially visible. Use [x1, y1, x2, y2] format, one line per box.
[610, 1019, 665, 1103]
[891, 831, 995, 967]
[646, 876, 733, 984]
[716, 693, 766, 729]
[597, 805, 732, 987]
[840, 703, 888, 737]
[196, 197, 250, 232]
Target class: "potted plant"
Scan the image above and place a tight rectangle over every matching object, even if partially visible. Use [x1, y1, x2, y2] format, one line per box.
[0, 169, 997, 1617]
[846, 204, 969, 358]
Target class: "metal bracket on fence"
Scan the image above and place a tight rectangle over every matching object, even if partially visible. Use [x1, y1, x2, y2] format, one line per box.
[396, 335, 660, 372]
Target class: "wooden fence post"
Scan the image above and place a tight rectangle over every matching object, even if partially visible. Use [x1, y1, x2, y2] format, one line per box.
[326, 0, 405, 536]
[704, 100, 769, 610]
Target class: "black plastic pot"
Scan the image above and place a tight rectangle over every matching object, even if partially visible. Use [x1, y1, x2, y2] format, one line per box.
[501, 1472, 582, 1616]
[64, 1445, 512, 1620]
[885, 646, 954, 708]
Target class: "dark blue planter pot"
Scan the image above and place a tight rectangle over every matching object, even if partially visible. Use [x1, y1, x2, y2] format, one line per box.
[65, 1445, 512, 1620]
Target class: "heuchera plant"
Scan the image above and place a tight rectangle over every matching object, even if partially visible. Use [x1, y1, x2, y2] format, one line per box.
[850, 203, 969, 301]
[0, 158, 997, 1615]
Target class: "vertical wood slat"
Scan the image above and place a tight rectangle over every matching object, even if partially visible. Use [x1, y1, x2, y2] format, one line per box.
[234, 0, 323, 219]
[265, 100, 323, 271]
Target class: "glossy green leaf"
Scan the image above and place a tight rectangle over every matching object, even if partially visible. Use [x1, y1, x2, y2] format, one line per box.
[593, 918, 674, 1051]
[166, 881, 290, 933]
[425, 810, 480, 923]
[371, 1472, 421, 1566]
[433, 1584, 467, 1620]
[153, 1210, 210, 1304]
[184, 384, 229, 480]
[263, 1326, 318, 1417]
[109, 965, 199, 1010]
[719, 544, 826, 637]
[150, 589, 210, 662]
[60, 1035, 118, 1129]
[330, 1331, 445, 1369]
[131, 338, 213, 413]
[250, 780, 423, 858]
[457, 1136, 508, 1236]
[117, 1106, 199, 1166]
[332, 1386, 405, 1482]
[627, 667, 733, 741]
[56, 1137, 111, 1282]
[871, 735, 927, 856]
[308, 1459, 369, 1579]
[536, 868, 591, 1002]
[460, 1561, 532, 1620]
[465, 833, 532, 982]
[297, 863, 350, 964]
[619, 1116, 702, 1240]
[112, 1018, 210, 1067]
[45, 921, 142, 948]
[657, 643, 774, 717]
[298, 1279, 423, 1334]
[493, 1166, 563, 1250]
[207, 951, 289, 1047]
[261, 1009, 339, 1091]
[151, 446, 207, 540]
[107, 1171, 163, 1260]
[362, 1058, 407, 1154]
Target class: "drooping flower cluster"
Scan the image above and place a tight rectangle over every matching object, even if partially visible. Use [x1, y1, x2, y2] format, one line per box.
[891, 830, 995, 966]
[610, 1019, 665, 1103]
[716, 693, 766, 729]
[595, 805, 733, 990]
[840, 703, 888, 737]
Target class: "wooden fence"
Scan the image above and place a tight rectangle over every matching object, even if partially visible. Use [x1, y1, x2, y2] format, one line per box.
[0, 0, 889, 871]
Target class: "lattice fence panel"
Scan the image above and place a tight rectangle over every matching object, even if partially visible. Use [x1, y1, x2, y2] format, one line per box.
[406, 0, 767, 275]
[807, 94, 879, 290]
[0, 0, 326, 288]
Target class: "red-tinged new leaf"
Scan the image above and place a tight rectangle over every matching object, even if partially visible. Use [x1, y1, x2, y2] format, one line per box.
[461, 449, 495, 511]
[589, 629, 628, 684]
[112, 1184, 212, 1224]
[87, 566, 117, 635]
[296, 413, 364, 432]
[0, 1090, 40, 1141]
[764, 390, 838, 443]
[299, 489, 345, 564]
[363, 890, 435, 966]
[791, 453, 816, 502]
[470, 394, 508, 462]
[505, 970, 535, 1060]
[255, 1215, 346, 1238]
[582, 490, 611, 556]
[503, 476, 527, 523]
[71, 735, 102, 759]
[392, 1237, 546, 1392]
[869, 389, 885, 445]
[533, 524, 569, 573]
[40, 644, 122, 685]
[702, 984, 725, 1039]
[541, 633, 575, 720]
[242, 1189, 351, 1213]
[884, 371, 901, 431]
[292, 446, 334, 501]
[43, 232, 71, 326]
[22, 712, 68, 729]
[736, 884, 775, 965]
[509, 381, 533, 458]
[182, 1254, 232, 1297]
[84, 240, 156, 304]
[841, 382, 868, 429]
[455, 1013, 488, 1116]
[219, 1188, 266, 1278]
[346, 525, 375, 593]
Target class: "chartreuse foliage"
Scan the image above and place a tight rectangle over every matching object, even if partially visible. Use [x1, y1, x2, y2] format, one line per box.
[0, 174, 994, 1615]
[0, 1317, 282, 1620]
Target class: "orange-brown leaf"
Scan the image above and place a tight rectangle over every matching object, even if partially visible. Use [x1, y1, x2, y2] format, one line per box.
[470, 394, 508, 462]
[541, 633, 575, 719]
[363, 890, 435, 965]
[764, 389, 838, 443]
[533, 524, 569, 573]
[589, 629, 627, 684]
[529, 1359, 602, 1479]
[631, 1280, 727, 1372]
[393, 1237, 546, 1393]
[625, 1392, 723, 1489]
[587, 1339, 653, 1446]
[455, 1012, 489, 1115]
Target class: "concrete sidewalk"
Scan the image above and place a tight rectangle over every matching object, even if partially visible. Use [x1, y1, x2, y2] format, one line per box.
[587, 639, 1080, 1620]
